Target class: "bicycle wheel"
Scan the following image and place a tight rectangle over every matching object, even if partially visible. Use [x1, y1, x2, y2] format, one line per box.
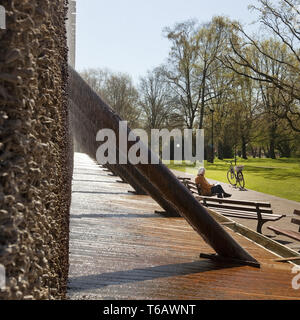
[227, 170, 236, 186]
[237, 172, 245, 189]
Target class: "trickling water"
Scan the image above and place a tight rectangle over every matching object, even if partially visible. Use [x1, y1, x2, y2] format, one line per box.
[68, 66, 258, 264]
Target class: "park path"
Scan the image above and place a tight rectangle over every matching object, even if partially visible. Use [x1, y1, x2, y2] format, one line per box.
[67, 153, 300, 300]
[172, 169, 300, 252]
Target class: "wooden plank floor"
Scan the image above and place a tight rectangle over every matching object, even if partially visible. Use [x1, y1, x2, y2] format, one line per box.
[68, 153, 300, 300]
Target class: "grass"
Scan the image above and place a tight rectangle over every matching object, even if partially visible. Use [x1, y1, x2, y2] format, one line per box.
[166, 157, 300, 202]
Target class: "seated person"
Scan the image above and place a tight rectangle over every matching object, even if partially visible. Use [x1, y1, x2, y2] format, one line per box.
[195, 167, 231, 198]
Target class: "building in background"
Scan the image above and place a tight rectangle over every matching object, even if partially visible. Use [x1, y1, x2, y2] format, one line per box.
[67, 0, 76, 68]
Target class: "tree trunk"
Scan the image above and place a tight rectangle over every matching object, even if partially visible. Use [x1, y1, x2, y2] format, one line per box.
[218, 140, 224, 160]
[241, 136, 248, 159]
[269, 140, 276, 159]
[250, 145, 256, 158]
[199, 67, 207, 130]
[268, 121, 277, 159]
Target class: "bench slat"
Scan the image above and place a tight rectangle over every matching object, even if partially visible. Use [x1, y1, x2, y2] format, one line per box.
[186, 185, 198, 190]
[291, 218, 300, 226]
[185, 184, 197, 189]
[267, 226, 300, 242]
[201, 202, 273, 214]
[214, 209, 283, 221]
[198, 196, 271, 208]
[186, 188, 198, 194]
[294, 209, 300, 216]
[214, 207, 282, 218]
[220, 213, 266, 221]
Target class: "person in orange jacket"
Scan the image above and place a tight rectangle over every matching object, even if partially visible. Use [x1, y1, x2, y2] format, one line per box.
[195, 167, 231, 198]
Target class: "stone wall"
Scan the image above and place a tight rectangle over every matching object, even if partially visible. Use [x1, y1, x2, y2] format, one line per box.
[0, 0, 71, 299]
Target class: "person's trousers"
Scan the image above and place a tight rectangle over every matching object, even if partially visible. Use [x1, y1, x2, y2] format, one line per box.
[211, 185, 225, 195]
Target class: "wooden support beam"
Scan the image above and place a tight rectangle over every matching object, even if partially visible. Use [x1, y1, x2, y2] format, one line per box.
[200, 253, 260, 268]
[69, 92, 181, 217]
[68, 66, 259, 265]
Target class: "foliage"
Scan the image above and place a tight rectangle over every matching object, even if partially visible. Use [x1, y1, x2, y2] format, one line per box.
[82, 0, 300, 160]
[81, 68, 140, 127]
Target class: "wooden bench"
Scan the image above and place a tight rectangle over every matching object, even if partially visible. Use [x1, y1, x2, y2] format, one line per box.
[267, 210, 300, 242]
[177, 177, 202, 195]
[177, 176, 286, 234]
[195, 196, 285, 234]
[177, 177, 192, 183]
[177, 177, 214, 197]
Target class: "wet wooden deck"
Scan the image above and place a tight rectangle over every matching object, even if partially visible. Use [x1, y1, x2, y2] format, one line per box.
[68, 153, 300, 300]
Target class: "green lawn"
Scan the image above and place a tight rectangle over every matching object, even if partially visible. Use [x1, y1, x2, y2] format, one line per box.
[166, 158, 300, 202]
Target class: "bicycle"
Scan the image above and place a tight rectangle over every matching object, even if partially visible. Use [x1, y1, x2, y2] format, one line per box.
[226, 161, 245, 189]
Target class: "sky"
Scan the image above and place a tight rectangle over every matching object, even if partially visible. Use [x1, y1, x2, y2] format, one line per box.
[76, 0, 260, 84]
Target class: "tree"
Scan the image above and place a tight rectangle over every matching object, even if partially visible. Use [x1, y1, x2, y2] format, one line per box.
[240, 40, 289, 159]
[81, 68, 140, 127]
[138, 68, 180, 131]
[233, 76, 259, 159]
[102, 73, 140, 127]
[221, 0, 300, 132]
[203, 60, 236, 160]
[195, 16, 233, 129]
[162, 17, 233, 130]
[162, 20, 201, 129]
[80, 68, 108, 95]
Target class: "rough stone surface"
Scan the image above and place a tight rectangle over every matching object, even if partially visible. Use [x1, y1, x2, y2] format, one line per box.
[0, 0, 71, 299]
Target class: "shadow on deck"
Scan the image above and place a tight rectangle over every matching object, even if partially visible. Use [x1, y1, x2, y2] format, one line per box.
[68, 153, 300, 300]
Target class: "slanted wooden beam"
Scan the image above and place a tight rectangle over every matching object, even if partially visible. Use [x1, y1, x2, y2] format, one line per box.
[68, 66, 259, 265]
[69, 97, 181, 216]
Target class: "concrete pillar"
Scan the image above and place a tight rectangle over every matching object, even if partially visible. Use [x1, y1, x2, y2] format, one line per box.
[67, 0, 76, 68]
